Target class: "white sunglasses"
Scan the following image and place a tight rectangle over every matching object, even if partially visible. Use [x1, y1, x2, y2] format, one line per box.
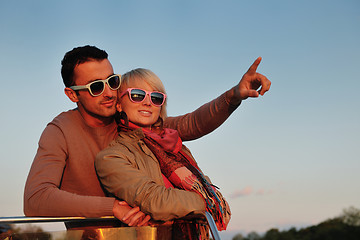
[70, 74, 121, 97]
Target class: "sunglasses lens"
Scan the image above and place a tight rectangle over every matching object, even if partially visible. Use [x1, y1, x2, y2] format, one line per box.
[130, 89, 146, 102]
[150, 92, 165, 106]
[90, 81, 105, 96]
[108, 75, 121, 90]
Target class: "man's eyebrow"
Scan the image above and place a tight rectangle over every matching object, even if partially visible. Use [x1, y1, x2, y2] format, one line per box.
[85, 73, 115, 84]
[106, 73, 115, 79]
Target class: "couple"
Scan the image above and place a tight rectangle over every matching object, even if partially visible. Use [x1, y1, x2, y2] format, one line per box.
[24, 45, 271, 236]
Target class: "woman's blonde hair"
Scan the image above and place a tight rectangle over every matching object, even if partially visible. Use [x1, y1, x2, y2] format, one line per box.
[119, 68, 167, 119]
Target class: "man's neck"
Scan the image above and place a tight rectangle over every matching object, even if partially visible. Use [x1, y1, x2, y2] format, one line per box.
[87, 116, 115, 128]
[77, 108, 115, 128]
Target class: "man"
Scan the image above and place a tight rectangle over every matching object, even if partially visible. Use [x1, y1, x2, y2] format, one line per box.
[24, 45, 270, 226]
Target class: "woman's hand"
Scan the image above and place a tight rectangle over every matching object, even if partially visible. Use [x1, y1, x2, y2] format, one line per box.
[226, 57, 271, 105]
[113, 200, 151, 226]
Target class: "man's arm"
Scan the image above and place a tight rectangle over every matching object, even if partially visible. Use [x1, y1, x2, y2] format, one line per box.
[24, 124, 115, 217]
[164, 57, 271, 141]
[24, 124, 149, 225]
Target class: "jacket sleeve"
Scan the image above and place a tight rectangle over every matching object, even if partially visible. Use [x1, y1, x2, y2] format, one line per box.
[163, 92, 240, 141]
[95, 145, 206, 221]
[23, 124, 115, 217]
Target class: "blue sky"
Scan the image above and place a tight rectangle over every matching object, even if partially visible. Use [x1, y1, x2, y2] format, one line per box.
[1, 0, 359, 237]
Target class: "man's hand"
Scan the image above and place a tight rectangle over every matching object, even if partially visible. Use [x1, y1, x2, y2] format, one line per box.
[227, 57, 271, 105]
[113, 200, 151, 227]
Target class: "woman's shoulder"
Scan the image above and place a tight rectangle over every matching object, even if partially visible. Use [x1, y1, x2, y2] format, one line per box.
[114, 128, 145, 144]
[98, 129, 145, 154]
[95, 137, 135, 165]
[95, 129, 151, 168]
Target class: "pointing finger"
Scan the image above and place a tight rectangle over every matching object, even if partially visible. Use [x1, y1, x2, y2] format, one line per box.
[246, 57, 262, 75]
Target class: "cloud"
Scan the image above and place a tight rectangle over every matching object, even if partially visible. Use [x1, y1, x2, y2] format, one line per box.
[229, 186, 253, 198]
[230, 186, 273, 199]
[255, 188, 273, 195]
[255, 189, 265, 195]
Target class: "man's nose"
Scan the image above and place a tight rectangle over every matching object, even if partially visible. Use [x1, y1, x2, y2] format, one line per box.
[102, 84, 115, 97]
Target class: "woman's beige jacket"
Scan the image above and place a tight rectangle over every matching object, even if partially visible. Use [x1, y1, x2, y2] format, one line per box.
[95, 128, 206, 221]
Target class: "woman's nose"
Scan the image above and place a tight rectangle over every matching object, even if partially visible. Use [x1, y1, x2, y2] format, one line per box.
[142, 93, 152, 105]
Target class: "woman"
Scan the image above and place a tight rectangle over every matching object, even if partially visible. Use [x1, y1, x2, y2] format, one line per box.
[95, 68, 230, 239]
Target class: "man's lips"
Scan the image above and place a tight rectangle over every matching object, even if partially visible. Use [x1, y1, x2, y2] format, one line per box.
[101, 99, 116, 107]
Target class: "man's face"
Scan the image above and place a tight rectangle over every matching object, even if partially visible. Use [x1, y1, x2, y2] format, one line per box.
[71, 59, 117, 126]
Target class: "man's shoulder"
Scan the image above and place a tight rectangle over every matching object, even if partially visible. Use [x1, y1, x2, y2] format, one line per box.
[50, 108, 82, 127]
[38, 109, 83, 146]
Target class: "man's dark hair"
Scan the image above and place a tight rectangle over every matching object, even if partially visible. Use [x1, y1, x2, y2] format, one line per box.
[61, 45, 108, 87]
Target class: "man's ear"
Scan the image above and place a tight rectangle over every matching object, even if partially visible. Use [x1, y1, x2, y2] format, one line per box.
[64, 88, 79, 103]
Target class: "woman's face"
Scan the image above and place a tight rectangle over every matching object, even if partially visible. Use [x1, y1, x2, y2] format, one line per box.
[117, 79, 162, 129]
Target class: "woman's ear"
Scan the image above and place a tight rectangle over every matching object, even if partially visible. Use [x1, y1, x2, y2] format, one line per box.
[64, 88, 79, 103]
[116, 102, 122, 112]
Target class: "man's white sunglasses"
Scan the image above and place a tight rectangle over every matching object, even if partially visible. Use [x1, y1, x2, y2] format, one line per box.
[70, 74, 121, 97]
